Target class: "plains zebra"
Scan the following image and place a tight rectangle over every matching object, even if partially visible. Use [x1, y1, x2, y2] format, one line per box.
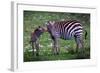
[45, 20, 87, 55]
[30, 26, 46, 56]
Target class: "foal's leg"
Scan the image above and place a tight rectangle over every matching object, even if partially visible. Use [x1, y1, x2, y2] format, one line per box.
[32, 42, 35, 55]
[35, 39, 39, 56]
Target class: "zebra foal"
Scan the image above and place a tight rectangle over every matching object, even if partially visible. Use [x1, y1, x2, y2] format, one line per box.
[30, 26, 46, 56]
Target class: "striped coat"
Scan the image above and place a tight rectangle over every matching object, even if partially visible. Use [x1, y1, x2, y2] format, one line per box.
[30, 26, 45, 56]
[46, 20, 86, 55]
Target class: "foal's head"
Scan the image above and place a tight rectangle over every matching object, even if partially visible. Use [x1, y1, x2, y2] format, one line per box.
[30, 26, 47, 42]
[34, 26, 45, 34]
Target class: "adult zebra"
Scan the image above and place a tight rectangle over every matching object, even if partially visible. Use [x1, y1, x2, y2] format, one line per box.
[45, 20, 87, 55]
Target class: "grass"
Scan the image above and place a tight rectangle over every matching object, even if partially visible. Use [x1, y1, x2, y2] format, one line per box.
[24, 47, 90, 62]
[24, 11, 90, 62]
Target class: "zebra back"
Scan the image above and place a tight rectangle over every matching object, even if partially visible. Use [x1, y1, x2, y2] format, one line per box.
[46, 20, 83, 40]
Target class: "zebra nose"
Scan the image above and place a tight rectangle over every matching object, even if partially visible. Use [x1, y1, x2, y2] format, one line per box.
[43, 27, 48, 32]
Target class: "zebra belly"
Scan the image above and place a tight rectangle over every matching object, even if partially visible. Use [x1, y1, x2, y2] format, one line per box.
[60, 33, 74, 40]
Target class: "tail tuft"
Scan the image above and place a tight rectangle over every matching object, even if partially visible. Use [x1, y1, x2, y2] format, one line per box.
[85, 30, 87, 39]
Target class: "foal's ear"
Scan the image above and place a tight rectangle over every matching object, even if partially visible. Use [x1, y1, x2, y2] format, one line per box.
[38, 26, 43, 30]
[38, 26, 41, 28]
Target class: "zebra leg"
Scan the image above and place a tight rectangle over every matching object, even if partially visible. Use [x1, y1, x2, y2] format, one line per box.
[52, 40, 57, 55]
[53, 38, 59, 55]
[51, 36, 56, 55]
[75, 37, 79, 53]
[75, 36, 84, 53]
[78, 36, 84, 52]
[52, 42, 55, 55]
[75, 37, 83, 53]
[35, 40, 39, 56]
[79, 37, 85, 54]
[75, 36, 86, 58]
[31, 42, 35, 55]
[56, 39, 60, 55]
[80, 38, 84, 49]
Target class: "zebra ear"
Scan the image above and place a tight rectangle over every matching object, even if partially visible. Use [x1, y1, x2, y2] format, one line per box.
[45, 21, 55, 26]
[38, 26, 41, 28]
[38, 26, 42, 30]
[49, 21, 55, 25]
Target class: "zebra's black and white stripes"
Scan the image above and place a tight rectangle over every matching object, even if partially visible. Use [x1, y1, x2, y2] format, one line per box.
[46, 20, 83, 40]
[46, 20, 86, 54]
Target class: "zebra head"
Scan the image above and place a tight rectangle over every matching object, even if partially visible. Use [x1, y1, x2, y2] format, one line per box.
[30, 26, 47, 42]
[34, 26, 47, 34]
[35, 26, 46, 33]
[45, 21, 55, 32]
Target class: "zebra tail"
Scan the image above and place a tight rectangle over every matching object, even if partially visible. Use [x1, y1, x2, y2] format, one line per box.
[85, 30, 87, 40]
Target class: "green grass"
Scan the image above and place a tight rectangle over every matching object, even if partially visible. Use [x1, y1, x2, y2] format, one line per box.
[24, 11, 90, 62]
[24, 47, 90, 62]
